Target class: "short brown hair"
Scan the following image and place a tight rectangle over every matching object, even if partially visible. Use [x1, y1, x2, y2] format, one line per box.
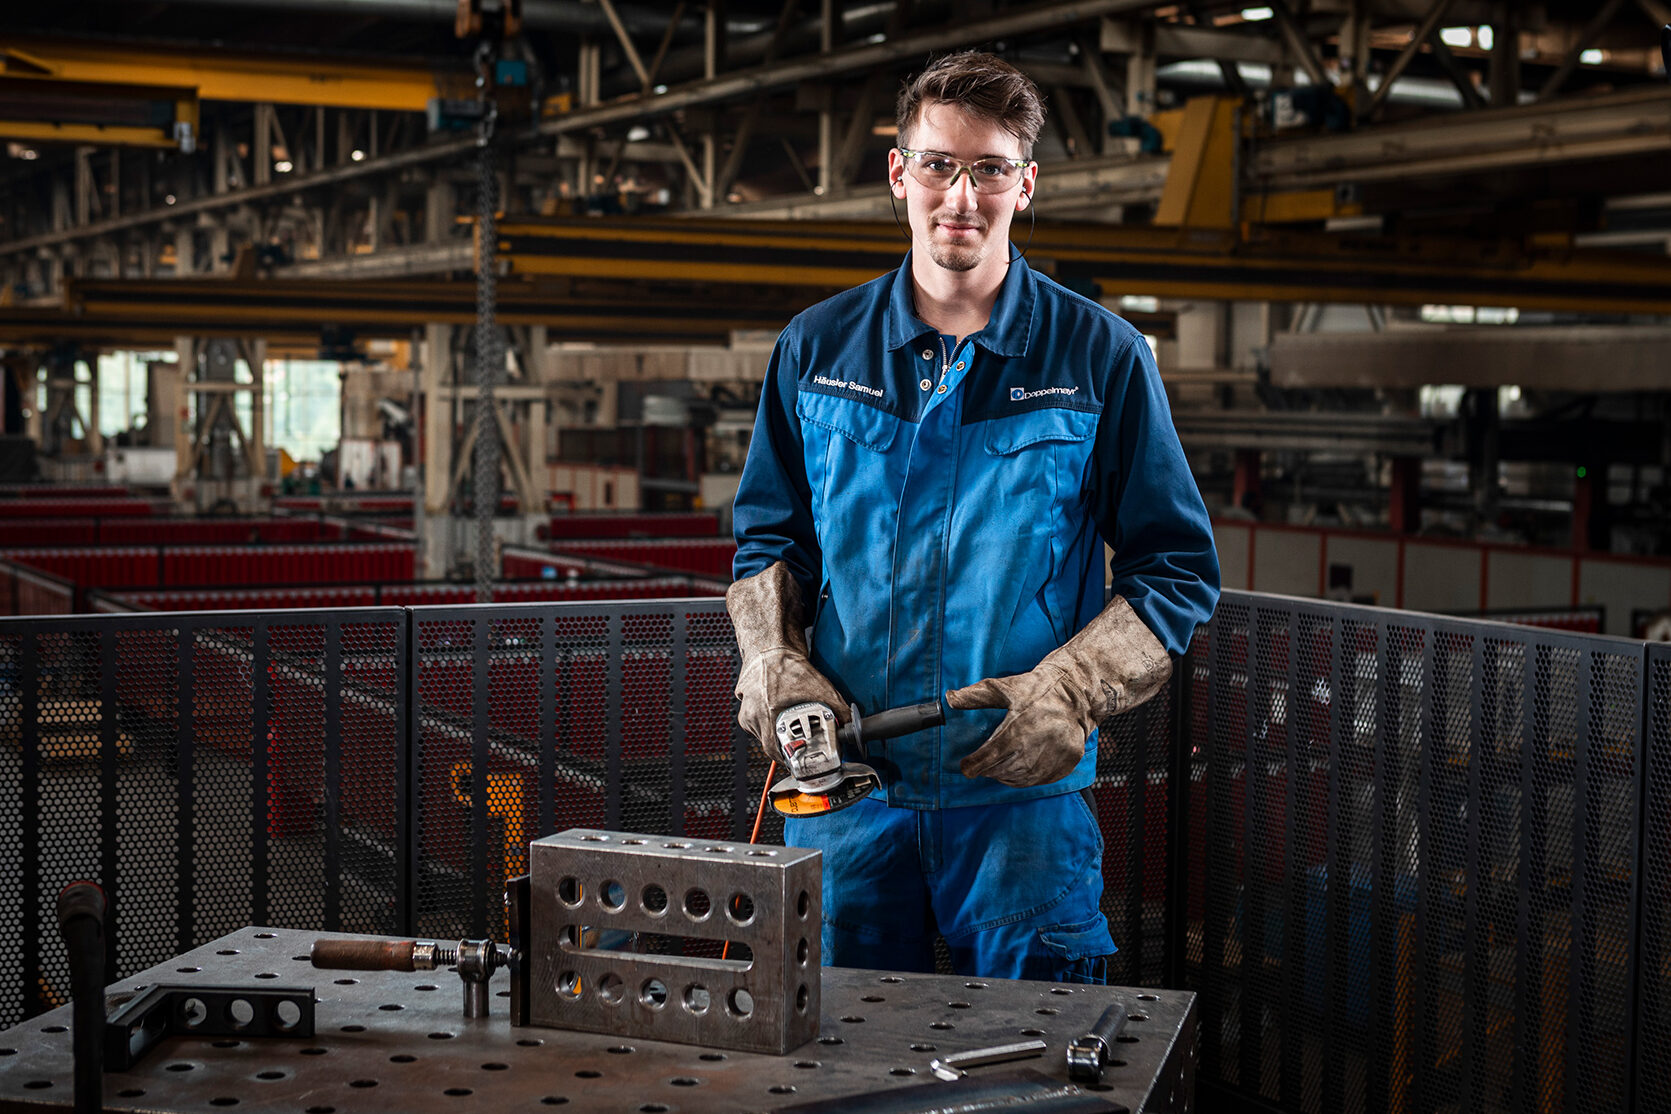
[896, 51, 1046, 158]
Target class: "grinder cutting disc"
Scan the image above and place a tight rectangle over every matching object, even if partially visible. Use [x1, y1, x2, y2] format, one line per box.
[769, 762, 880, 817]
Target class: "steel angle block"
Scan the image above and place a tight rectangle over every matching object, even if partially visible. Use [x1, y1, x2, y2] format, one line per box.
[528, 828, 821, 1054]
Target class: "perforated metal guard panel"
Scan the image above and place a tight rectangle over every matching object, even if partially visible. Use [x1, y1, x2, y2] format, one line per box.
[0, 609, 406, 1029]
[1643, 643, 1671, 1114]
[1185, 591, 1649, 1114]
[409, 603, 755, 944]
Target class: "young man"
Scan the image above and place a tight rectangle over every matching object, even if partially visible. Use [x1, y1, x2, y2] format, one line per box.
[727, 52, 1219, 982]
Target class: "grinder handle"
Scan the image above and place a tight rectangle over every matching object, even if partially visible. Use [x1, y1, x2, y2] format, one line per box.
[310, 939, 420, 971]
[839, 701, 944, 748]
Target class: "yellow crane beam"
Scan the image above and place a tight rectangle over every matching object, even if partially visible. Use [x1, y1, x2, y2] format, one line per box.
[1, 38, 459, 112]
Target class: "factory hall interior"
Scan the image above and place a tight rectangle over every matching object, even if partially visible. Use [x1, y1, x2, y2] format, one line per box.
[2, 1, 1670, 1112]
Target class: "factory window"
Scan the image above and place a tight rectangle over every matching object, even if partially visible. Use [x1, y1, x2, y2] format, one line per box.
[97, 351, 170, 439]
[265, 358, 342, 464]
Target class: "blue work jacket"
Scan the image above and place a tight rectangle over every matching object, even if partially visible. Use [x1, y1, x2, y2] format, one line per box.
[733, 253, 1219, 809]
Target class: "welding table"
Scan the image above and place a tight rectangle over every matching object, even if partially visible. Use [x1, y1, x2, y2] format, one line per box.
[0, 927, 1196, 1113]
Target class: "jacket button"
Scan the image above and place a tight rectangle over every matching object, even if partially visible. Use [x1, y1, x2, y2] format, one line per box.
[955, 361, 965, 370]
[919, 378, 932, 391]
[922, 349, 933, 360]
[936, 384, 947, 394]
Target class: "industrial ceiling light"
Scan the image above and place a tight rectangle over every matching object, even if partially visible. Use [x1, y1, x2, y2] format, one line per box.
[350, 149, 366, 161]
[1240, 7, 1273, 20]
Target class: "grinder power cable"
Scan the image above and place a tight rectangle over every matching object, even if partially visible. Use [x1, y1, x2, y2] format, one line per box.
[768, 699, 944, 817]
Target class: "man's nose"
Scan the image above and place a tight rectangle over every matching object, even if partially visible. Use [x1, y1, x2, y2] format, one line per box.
[945, 167, 980, 207]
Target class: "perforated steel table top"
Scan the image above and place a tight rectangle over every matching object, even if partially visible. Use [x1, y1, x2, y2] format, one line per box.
[0, 928, 1196, 1113]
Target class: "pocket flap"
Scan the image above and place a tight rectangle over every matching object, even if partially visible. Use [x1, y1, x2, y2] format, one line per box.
[797, 389, 898, 452]
[1037, 913, 1115, 961]
[984, 407, 1098, 455]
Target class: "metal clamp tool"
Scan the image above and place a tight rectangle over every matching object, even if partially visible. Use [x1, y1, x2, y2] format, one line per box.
[1066, 1002, 1128, 1083]
[310, 938, 513, 1019]
[928, 1037, 1048, 1081]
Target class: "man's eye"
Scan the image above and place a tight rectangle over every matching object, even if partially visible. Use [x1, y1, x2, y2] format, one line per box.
[973, 161, 1008, 177]
[920, 157, 955, 173]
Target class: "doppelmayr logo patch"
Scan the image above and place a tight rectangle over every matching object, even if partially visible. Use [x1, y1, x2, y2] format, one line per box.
[1010, 385, 1080, 401]
[814, 374, 883, 399]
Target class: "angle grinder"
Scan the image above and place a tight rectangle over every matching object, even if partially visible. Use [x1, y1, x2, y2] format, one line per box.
[769, 698, 944, 817]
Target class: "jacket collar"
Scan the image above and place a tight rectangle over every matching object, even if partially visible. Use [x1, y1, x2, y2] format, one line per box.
[883, 251, 1036, 359]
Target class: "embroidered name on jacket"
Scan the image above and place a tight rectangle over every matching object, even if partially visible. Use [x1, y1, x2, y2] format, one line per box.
[1010, 385, 1080, 401]
[813, 375, 884, 398]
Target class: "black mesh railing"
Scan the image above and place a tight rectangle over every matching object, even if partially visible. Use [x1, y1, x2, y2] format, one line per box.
[0, 608, 407, 1024]
[0, 592, 1666, 1114]
[1186, 591, 1648, 1114]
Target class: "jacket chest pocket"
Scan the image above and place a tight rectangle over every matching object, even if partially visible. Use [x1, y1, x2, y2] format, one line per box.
[796, 391, 902, 545]
[980, 406, 1099, 510]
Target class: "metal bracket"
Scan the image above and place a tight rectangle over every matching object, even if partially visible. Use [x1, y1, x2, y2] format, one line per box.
[103, 984, 316, 1070]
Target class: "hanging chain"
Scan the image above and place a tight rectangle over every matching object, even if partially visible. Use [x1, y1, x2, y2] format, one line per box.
[472, 47, 502, 604]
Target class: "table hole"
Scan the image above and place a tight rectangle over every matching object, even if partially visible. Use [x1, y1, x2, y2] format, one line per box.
[1021, 1028, 1046, 1037]
[166, 1063, 195, 1072]
[257, 1070, 287, 1080]
[746, 849, 777, 857]
[817, 1036, 844, 1046]
[333, 978, 356, 985]
[1117, 1034, 1140, 1043]
[606, 1046, 634, 1056]
[212, 1040, 241, 1048]
[540, 1100, 569, 1107]
[841, 1015, 865, 1024]
[948, 1001, 971, 1009]
[496, 990, 510, 998]
[427, 1032, 455, 1040]
[217, 949, 240, 956]
[861, 995, 885, 1003]
[557, 876, 582, 905]
[301, 1047, 328, 1055]
[445, 1087, 473, 1096]
[640, 1106, 670, 1113]
[728, 892, 756, 925]
[797, 984, 810, 1013]
[23, 1081, 52, 1090]
[670, 1077, 701, 1087]
[662, 842, 689, 849]
[642, 884, 668, 914]
[798, 938, 810, 964]
[0, 1049, 13, 1055]
[1109, 1059, 1128, 1068]
[1129, 1013, 1149, 1022]
[929, 1022, 953, 1030]
[293, 955, 309, 962]
[482, 1062, 510, 1070]
[728, 988, 755, 1018]
[348, 1079, 377, 1088]
[340, 1025, 366, 1033]
[517, 1038, 544, 1047]
[643, 979, 669, 1009]
[891, 1067, 917, 1076]
[390, 1055, 416, 1064]
[255, 973, 279, 980]
[1136, 994, 1159, 1001]
[209, 1098, 239, 1107]
[305, 1108, 334, 1113]
[1050, 987, 1074, 995]
[601, 880, 627, 910]
[797, 890, 810, 917]
[41, 1025, 67, 1034]
[416, 984, 438, 992]
[117, 1089, 144, 1097]
[254, 933, 276, 939]
[1035, 1007, 1060, 1016]
[793, 1060, 820, 1070]
[699, 1053, 727, 1062]
[769, 1085, 796, 1095]
[910, 1043, 936, 1052]
[1089, 1082, 1115, 1092]
[575, 1069, 602, 1079]
[580, 834, 608, 842]
[964, 981, 989, 990]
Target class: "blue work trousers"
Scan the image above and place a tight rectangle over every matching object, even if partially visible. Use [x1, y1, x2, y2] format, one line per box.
[784, 789, 1115, 982]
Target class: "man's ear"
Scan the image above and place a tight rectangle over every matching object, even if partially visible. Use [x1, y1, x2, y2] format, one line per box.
[1016, 187, 1031, 211]
[891, 174, 907, 198]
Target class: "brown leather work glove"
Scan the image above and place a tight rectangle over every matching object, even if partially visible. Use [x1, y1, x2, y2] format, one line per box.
[726, 561, 847, 762]
[947, 596, 1172, 787]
